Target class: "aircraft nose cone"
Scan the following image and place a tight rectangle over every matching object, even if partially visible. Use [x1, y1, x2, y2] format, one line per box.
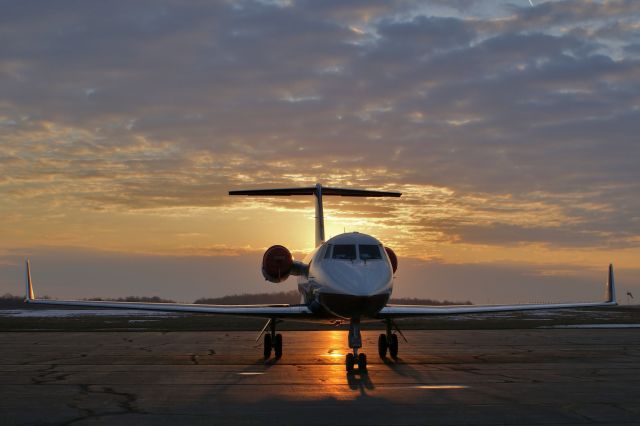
[325, 260, 392, 297]
[315, 259, 393, 318]
[355, 271, 390, 296]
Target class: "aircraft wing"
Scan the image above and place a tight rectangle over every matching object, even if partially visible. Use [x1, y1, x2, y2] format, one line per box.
[23, 260, 313, 318]
[378, 264, 617, 318]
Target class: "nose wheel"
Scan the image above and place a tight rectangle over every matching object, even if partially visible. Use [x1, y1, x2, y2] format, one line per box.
[346, 353, 354, 370]
[346, 319, 367, 372]
[357, 353, 367, 370]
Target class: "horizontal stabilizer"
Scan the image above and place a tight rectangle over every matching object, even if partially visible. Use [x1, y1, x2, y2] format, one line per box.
[230, 183, 401, 246]
[229, 186, 401, 197]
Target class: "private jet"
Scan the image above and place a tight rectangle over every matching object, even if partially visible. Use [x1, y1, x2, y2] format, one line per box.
[25, 184, 617, 371]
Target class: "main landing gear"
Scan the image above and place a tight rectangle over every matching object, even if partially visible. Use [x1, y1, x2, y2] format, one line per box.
[378, 319, 399, 359]
[346, 319, 367, 372]
[261, 319, 282, 359]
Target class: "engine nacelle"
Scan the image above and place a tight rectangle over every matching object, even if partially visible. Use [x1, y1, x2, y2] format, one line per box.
[262, 245, 293, 283]
[384, 246, 398, 274]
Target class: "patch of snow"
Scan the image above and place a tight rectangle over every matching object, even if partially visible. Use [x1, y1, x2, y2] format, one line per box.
[541, 324, 640, 329]
[0, 309, 180, 318]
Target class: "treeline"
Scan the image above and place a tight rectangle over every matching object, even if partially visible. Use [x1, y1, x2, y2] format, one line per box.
[86, 296, 176, 303]
[389, 297, 472, 306]
[194, 291, 471, 306]
[195, 290, 301, 305]
[0, 293, 24, 308]
[1, 294, 22, 301]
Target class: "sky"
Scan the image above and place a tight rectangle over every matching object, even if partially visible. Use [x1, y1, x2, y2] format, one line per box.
[1, 0, 639, 303]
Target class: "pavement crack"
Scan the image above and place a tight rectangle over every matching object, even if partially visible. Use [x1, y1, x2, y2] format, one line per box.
[101, 386, 140, 414]
[61, 384, 142, 425]
[31, 363, 72, 385]
[563, 403, 598, 423]
[62, 384, 96, 426]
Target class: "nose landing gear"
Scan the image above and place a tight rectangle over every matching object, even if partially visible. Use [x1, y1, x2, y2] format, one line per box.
[346, 319, 367, 372]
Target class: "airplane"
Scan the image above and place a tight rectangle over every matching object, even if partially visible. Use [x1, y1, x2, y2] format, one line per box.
[24, 183, 617, 372]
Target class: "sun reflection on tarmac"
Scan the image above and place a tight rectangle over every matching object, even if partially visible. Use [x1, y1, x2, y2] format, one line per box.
[318, 330, 346, 358]
[312, 330, 472, 398]
[320, 350, 345, 358]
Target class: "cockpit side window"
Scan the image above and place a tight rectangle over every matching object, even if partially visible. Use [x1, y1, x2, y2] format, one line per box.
[359, 244, 382, 260]
[332, 244, 356, 260]
[323, 244, 333, 259]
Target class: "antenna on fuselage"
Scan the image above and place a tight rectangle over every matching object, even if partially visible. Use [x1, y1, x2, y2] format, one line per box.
[229, 184, 401, 247]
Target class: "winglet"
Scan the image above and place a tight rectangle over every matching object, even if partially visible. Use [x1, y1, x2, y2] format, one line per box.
[25, 259, 35, 302]
[606, 263, 616, 304]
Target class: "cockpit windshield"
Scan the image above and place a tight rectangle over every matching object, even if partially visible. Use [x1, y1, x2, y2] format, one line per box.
[332, 244, 356, 260]
[359, 244, 382, 260]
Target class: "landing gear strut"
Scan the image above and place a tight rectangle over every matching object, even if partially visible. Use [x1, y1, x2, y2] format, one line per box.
[261, 318, 282, 359]
[378, 319, 399, 359]
[346, 318, 367, 372]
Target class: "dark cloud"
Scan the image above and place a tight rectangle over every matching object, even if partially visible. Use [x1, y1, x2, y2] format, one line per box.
[625, 43, 640, 55]
[377, 15, 476, 50]
[1, 0, 639, 252]
[498, 0, 640, 33]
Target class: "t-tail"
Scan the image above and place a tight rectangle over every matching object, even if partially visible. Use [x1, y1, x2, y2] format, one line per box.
[229, 183, 401, 247]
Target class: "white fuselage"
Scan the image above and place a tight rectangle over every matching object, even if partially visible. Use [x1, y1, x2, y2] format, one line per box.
[297, 232, 394, 319]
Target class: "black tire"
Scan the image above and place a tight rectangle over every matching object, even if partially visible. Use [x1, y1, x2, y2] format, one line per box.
[357, 353, 367, 371]
[346, 353, 355, 372]
[263, 334, 272, 359]
[378, 334, 388, 358]
[389, 333, 399, 358]
[274, 334, 283, 359]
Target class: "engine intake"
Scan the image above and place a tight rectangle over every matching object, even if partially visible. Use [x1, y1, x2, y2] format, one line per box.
[262, 245, 294, 283]
[384, 246, 398, 274]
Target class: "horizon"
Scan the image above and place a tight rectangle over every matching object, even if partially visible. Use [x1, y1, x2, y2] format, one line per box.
[1, 0, 639, 303]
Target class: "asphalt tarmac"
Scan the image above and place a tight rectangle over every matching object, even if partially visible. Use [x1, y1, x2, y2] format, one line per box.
[1, 329, 639, 425]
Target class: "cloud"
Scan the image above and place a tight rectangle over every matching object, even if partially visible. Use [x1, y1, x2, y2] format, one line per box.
[1, 0, 639, 273]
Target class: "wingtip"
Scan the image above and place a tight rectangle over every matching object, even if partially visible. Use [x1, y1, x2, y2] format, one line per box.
[25, 258, 35, 302]
[607, 263, 616, 304]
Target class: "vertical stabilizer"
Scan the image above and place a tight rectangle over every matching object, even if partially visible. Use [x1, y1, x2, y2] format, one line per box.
[314, 184, 325, 247]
